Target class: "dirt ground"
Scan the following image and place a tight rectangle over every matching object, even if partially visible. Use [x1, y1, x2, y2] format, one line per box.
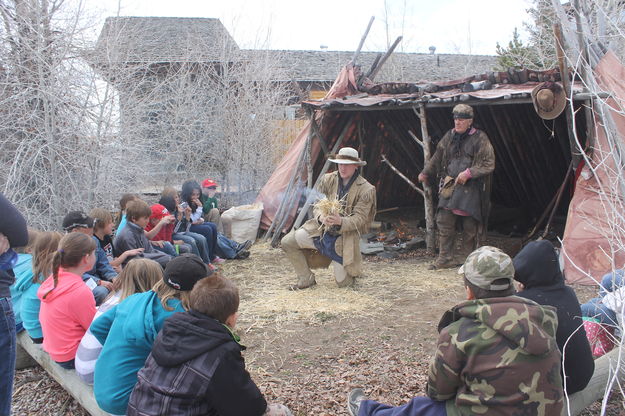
[11, 241, 624, 415]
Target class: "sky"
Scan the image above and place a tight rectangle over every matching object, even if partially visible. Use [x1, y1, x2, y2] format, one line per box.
[92, 0, 534, 55]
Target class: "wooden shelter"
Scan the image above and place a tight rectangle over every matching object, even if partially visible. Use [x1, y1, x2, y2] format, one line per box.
[258, 62, 592, 242]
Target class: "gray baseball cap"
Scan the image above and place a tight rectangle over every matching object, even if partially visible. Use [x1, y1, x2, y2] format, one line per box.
[458, 246, 514, 291]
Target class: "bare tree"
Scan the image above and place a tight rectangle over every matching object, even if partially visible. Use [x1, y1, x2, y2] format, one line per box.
[0, 7, 292, 228]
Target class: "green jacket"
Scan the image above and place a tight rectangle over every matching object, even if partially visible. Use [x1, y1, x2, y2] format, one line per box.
[200, 194, 218, 215]
[427, 296, 563, 416]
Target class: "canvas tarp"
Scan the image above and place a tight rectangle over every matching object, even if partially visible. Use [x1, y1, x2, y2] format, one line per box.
[562, 50, 625, 285]
[256, 64, 359, 230]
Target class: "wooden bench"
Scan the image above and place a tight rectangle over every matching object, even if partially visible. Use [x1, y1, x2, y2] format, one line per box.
[563, 347, 625, 415]
[15, 331, 108, 416]
[15, 330, 624, 416]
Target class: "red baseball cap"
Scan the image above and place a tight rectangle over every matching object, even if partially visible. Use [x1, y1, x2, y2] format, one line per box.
[150, 204, 169, 220]
[202, 179, 218, 188]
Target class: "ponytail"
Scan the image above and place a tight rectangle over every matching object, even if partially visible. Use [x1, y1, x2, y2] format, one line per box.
[43, 249, 63, 299]
[42, 233, 95, 299]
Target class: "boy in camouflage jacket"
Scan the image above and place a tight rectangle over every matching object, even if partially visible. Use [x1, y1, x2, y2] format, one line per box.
[349, 246, 563, 416]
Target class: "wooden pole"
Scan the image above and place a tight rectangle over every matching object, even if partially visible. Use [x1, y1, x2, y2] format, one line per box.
[554, 23, 582, 168]
[416, 104, 436, 253]
[541, 159, 575, 238]
[408, 130, 424, 148]
[351, 16, 375, 65]
[291, 115, 354, 230]
[381, 154, 424, 197]
[367, 36, 403, 81]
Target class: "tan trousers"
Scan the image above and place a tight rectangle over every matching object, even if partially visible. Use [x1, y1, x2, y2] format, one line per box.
[281, 228, 353, 287]
[436, 209, 478, 264]
[204, 208, 230, 236]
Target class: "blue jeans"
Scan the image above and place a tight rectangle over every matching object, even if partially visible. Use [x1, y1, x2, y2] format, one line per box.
[359, 397, 447, 416]
[581, 297, 619, 326]
[216, 234, 240, 259]
[173, 232, 210, 264]
[154, 241, 178, 257]
[0, 297, 16, 416]
[189, 223, 218, 261]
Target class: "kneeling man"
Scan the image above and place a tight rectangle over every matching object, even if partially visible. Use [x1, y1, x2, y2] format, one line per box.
[281, 147, 376, 289]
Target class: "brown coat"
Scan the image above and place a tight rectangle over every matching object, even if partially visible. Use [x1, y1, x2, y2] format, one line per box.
[422, 128, 495, 222]
[301, 172, 376, 276]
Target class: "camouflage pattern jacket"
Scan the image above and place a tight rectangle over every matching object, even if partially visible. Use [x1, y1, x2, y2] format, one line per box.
[427, 296, 563, 416]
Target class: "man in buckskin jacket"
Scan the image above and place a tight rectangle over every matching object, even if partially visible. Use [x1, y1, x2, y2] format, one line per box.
[418, 104, 495, 269]
[348, 246, 563, 416]
[281, 147, 376, 290]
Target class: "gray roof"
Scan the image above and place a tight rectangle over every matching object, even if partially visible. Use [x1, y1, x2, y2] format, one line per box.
[242, 49, 497, 83]
[95, 17, 497, 82]
[95, 17, 239, 64]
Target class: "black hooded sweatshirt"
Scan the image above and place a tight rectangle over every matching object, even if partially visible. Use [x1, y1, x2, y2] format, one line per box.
[0, 193, 28, 298]
[127, 310, 267, 416]
[513, 240, 594, 394]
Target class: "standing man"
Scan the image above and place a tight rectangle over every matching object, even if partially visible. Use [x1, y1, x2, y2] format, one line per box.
[281, 147, 376, 290]
[418, 104, 495, 269]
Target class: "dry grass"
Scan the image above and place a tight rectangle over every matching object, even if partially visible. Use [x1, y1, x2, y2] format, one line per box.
[222, 241, 461, 328]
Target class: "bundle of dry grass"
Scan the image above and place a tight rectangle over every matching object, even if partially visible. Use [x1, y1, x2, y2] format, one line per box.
[313, 197, 344, 233]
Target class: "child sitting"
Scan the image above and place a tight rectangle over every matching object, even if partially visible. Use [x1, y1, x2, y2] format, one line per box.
[17, 231, 62, 343]
[63, 211, 116, 305]
[127, 275, 292, 416]
[91, 254, 211, 415]
[113, 200, 171, 268]
[145, 204, 191, 257]
[115, 193, 138, 235]
[10, 228, 39, 333]
[37, 233, 97, 369]
[89, 208, 144, 271]
[159, 190, 212, 264]
[75, 258, 163, 384]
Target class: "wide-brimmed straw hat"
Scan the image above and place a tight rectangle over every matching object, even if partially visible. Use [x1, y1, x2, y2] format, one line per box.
[531, 82, 567, 120]
[328, 147, 366, 166]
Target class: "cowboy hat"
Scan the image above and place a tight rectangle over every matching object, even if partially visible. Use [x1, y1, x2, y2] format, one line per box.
[531, 82, 566, 120]
[328, 147, 366, 166]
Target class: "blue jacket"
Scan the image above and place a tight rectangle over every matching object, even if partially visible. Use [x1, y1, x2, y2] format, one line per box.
[85, 236, 117, 282]
[91, 290, 184, 415]
[10, 254, 33, 326]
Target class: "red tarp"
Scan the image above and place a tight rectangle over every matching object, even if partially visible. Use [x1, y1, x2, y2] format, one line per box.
[562, 51, 625, 285]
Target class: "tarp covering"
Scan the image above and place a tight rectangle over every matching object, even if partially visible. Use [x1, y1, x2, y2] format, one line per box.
[256, 64, 359, 230]
[562, 51, 625, 285]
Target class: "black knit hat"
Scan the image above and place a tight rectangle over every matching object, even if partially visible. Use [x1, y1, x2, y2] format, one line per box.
[163, 253, 212, 291]
[62, 211, 95, 231]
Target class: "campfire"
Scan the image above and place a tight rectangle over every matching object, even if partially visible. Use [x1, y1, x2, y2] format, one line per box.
[361, 220, 425, 258]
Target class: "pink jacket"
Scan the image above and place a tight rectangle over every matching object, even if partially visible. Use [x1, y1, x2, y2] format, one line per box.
[37, 268, 96, 362]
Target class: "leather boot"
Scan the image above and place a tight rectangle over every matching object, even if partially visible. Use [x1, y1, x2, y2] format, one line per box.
[289, 273, 317, 290]
[456, 216, 478, 265]
[332, 261, 354, 288]
[430, 210, 456, 269]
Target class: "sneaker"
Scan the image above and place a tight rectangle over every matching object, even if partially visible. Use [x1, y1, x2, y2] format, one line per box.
[213, 256, 226, 265]
[347, 388, 366, 416]
[234, 250, 250, 260]
[239, 240, 253, 251]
